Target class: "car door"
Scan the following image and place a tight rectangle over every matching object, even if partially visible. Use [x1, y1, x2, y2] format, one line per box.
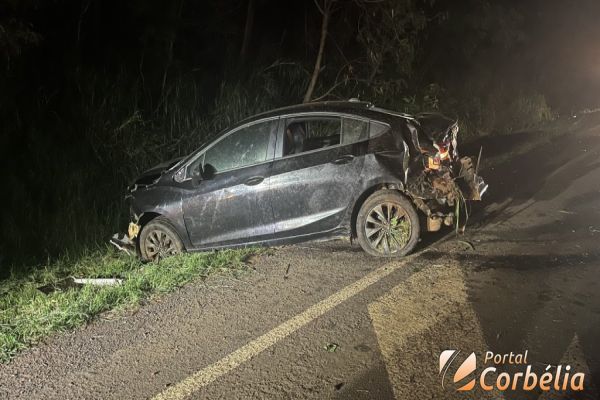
[268, 114, 368, 239]
[180, 118, 279, 248]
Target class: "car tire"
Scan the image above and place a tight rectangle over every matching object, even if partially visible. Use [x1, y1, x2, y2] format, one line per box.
[139, 216, 185, 261]
[356, 190, 420, 258]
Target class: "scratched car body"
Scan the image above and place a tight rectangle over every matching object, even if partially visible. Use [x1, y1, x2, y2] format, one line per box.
[112, 101, 487, 260]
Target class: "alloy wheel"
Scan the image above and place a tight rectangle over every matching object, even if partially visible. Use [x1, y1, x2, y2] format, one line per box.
[143, 229, 180, 260]
[364, 202, 412, 255]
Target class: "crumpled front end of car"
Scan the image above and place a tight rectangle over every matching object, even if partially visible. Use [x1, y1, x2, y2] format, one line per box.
[109, 216, 141, 255]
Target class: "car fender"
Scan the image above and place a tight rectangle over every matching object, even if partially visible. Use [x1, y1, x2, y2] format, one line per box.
[344, 152, 408, 236]
[129, 186, 192, 250]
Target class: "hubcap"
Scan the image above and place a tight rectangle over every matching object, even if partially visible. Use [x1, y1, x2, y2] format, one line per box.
[144, 229, 179, 260]
[364, 202, 411, 255]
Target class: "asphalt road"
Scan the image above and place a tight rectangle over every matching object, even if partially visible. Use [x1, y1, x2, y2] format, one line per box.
[1, 114, 600, 400]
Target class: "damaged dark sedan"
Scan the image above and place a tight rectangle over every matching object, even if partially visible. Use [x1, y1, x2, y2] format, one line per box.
[112, 100, 487, 260]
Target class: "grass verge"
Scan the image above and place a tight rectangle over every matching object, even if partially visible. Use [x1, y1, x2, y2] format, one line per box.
[0, 247, 256, 363]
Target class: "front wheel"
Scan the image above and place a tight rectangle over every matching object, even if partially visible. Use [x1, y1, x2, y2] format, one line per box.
[356, 190, 420, 258]
[139, 217, 184, 261]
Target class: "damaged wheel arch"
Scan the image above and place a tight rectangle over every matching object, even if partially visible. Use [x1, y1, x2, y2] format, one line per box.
[349, 182, 406, 239]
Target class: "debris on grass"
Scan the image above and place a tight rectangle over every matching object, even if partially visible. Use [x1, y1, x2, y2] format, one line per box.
[37, 277, 123, 294]
[37, 277, 82, 294]
[109, 233, 136, 255]
[72, 278, 123, 286]
[1, 247, 257, 363]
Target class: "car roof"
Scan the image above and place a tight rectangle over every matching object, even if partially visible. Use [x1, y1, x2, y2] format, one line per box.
[176, 101, 419, 170]
[239, 100, 415, 125]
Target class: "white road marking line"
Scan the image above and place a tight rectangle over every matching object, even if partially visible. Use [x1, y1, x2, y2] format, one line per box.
[151, 259, 406, 400]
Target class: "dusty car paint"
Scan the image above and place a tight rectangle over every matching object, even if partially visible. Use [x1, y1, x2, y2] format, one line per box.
[116, 101, 487, 254]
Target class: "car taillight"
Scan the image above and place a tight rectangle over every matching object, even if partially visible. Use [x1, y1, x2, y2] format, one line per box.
[426, 141, 453, 170]
[434, 142, 450, 160]
[427, 156, 441, 170]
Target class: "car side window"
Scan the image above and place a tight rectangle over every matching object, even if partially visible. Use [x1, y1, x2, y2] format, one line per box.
[197, 119, 276, 175]
[369, 121, 389, 137]
[283, 116, 371, 156]
[341, 117, 368, 144]
[284, 117, 341, 156]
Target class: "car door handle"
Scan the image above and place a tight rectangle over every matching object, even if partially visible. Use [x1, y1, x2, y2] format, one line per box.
[244, 176, 264, 186]
[331, 155, 354, 165]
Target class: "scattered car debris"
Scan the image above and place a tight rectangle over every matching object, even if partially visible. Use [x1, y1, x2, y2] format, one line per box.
[72, 278, 123, 286]
[284, 263, 291, 279]
[38, 277, 82, 294]
[324, 343, 340, 352]
[110, 233, 136, 255]
[38, 277, 123, 294]
[456, 240, 475, 251]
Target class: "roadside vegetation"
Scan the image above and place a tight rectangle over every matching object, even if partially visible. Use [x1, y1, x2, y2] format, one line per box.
[0, 247, 256, 362]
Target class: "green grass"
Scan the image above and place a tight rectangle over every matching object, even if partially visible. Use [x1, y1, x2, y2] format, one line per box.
[0, 247, 257, 363]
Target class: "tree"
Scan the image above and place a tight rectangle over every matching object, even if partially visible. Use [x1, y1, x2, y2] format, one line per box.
[303, 0, 337, 103]
[239, 0, 256, 62]
[302, 0, 428, 103]
[0, 18, 42, 72]
[355, 0, 426, 95]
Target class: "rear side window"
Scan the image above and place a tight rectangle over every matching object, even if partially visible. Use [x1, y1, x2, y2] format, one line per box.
[369, 121, 389, 137]
[283, 116, 371, 156]
[341, 118, 368, 144]
[284, 117, 341, 156]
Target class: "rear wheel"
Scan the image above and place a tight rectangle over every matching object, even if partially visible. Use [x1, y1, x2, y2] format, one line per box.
[356, 190, 420, 257]
[139, 217, 184, 261]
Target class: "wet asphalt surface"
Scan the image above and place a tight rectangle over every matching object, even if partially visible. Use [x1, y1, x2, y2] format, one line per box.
[1, 115, 600, 399]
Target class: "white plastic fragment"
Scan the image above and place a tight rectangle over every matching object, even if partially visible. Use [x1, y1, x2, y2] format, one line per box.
[72, 278, 123, 286]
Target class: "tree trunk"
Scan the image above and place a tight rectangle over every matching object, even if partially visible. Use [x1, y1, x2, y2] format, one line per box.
[303, 2, 331, 103]
[160, 0, 185, 102]
[240, 0, 256, 61]
[161, 35, 174, 99]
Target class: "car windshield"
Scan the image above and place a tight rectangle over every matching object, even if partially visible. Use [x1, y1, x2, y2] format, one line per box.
[171, 126, 231, 171]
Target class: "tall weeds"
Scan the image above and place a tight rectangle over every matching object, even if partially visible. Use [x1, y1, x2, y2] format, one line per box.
[0, 63, 308, 273]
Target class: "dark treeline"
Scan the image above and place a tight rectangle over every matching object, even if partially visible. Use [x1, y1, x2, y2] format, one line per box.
[1, 0, 599, 269]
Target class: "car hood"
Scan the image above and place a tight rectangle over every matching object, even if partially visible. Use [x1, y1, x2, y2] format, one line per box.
[132, 156, 184, 187]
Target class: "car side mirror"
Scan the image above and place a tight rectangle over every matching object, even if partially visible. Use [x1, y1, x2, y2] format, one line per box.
[201, 164, 217, 180]
[186, 163, 204, 185]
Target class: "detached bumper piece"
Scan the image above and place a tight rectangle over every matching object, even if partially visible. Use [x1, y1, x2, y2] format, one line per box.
[110, 222, 140, 255]
[110, 233, 136, 255]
